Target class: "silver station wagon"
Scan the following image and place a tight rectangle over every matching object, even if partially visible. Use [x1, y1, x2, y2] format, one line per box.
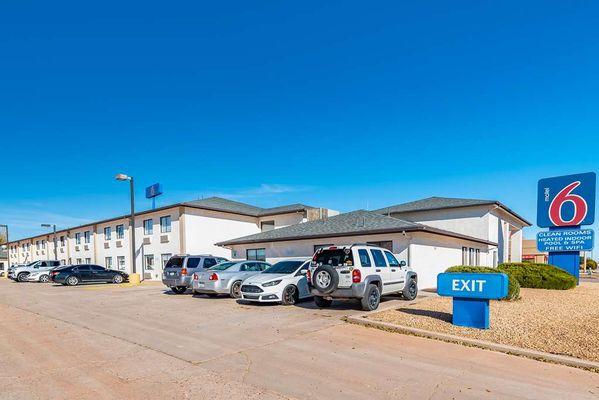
[192, 260, 271, 298]
[162, 255, 228, 294]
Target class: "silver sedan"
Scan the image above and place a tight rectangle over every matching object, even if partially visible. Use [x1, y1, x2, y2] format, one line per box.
[191, 261, 271, 298]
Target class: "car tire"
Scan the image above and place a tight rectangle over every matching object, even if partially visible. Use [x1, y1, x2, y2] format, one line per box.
[311, 265, 339, 294]
[17, 272, 29, 282]
[281, 285, 298, 306]
[361, 284, 381, 311]
[112, 274, 124, 284]
[230, 281, 242, 299]
[171, 286, 187, 294]
[66, 276, 79, 286]
[402, 278, 418, 301]
[314, 296, 333, 308]
[39, 275, 50, 283]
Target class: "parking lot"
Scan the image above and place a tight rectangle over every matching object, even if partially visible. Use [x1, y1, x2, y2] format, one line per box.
[1, 279, 598, 400]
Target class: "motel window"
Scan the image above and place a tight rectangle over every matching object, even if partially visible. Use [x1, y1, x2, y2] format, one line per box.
[60, 236, 65, 247]
[105, 257, 113, 269]
[76, 258, 82, 264]
[143, 219, 153, 235]
[85, 258, 91, 264]
[367, 241, 393, 252]
[75, 233, 81, 245]
[84, 231, 91, 244]
[36, 241, 40, 250]
[144, 254, 155, 271]
[246, 248, 266, 262]
[370, 249, 387, 267]
[314, 244, 333, 253]
[61, 260, 66, 265]
[260, 221, 275, 232]
[475, 249, 481, 265]
[104, 227, 112, 240]
[461, 247, 468, 265]
[116, 225, 124, 239]
[161, 253, 172, 268]
[469, 248, 475, 266]
[160, 216, 171, 233]
[42, 240, 46, 249]
[358, 249, 372, 267]
[117, 256, 126, 270]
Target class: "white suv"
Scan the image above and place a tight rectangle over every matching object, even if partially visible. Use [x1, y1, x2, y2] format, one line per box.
[308, 244, 418, 311]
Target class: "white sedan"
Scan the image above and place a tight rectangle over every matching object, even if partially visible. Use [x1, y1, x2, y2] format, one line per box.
[24, 270, 52, 283]
[240, 259, 311, 305]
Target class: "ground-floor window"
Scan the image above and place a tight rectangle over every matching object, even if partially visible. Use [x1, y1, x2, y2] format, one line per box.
[475, 249, 480, 265]
[161, 253, 172, 268]
[144, 254, 155, 270]
[367, 241, 393, 252]
[117, 256, 126, 271]
[85, 258, 91, 264]
[105, 257, 113, 269]
[246, 248, 266, 261]
[462, 247, 480, 266]
[76, 258, 82, 264]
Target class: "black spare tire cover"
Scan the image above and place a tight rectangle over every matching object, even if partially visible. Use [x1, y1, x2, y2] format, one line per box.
[311, 265, 339, 294]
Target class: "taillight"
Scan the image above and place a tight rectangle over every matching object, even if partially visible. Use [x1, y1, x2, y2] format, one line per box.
[352, 269, 362, 283]
[181, 268, 188, 276]
[192, 273, 198, 281]
[306, 269, 311, 283]
[209, 273, 218, 281]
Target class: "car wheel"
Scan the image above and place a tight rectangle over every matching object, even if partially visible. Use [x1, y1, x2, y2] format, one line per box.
[66, 276, 79, 286]
[361, 284, 381, 311]
[311, 265, 339, 294]
[171, 286, 187, 294]
[402, 279, 418, 301]
[112, 274, 124, 284]
[39, 275, 50, 283]
[314, 296, 333, 308]
[281, 285, 298, 306]
[17, 272, 29, 282]
[230, 281, 242, 299]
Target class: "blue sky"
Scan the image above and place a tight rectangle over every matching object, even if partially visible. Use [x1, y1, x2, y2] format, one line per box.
[1, 1, 598, 243]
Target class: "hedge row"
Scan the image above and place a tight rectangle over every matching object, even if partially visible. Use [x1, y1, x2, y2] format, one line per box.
[444, 265, 520, 301]
[498, 263, 577, 290]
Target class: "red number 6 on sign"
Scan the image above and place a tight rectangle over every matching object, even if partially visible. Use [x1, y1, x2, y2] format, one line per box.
[549, 181, 588, 226]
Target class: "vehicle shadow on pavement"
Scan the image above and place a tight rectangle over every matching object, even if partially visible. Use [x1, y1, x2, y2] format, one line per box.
[397, 307, 452, 322]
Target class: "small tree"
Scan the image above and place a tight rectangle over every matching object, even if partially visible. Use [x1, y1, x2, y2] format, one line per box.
[587, 258, 598, 271]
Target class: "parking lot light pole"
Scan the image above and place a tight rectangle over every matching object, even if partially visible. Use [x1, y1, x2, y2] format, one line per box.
[1, 224, 8, 278]
[115, 173, 140, 284]
[41, 224, 57, 261]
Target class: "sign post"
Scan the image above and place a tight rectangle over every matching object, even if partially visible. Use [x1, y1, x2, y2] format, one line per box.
[536, 172, 596, 283]
[437, 273, 509, 329]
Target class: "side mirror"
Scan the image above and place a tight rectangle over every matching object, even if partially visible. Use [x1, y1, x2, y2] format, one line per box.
[399, 260, 407, 267]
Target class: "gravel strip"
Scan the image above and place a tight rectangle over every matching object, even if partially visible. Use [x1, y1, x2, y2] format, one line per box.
[369, 282, 599, 363]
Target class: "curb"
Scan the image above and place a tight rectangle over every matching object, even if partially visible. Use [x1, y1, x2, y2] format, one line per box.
[345, 315, 599, 372]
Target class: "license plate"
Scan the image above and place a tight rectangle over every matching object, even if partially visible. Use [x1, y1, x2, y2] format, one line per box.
[197, 282, 205, 287]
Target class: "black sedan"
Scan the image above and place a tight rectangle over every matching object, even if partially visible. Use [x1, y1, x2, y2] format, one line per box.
[51, 264, 129, 286]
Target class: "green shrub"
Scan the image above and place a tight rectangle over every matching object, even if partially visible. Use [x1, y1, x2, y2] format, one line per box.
[585, 259, 597, 270]
[497, 263, 576, 290]
[444, 265, 520, 301]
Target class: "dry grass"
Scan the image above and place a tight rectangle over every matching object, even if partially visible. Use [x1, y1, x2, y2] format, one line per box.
[370, 282, 599, 362]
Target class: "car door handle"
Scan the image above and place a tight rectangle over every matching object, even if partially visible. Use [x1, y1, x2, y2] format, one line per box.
[375, 269, 381, 272]
[391, 269, 397, 272]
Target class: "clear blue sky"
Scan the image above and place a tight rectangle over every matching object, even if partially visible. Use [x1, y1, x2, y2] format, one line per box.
[1, 1, 598, 244]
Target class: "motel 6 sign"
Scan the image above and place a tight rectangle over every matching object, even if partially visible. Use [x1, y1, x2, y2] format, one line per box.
[537, 172, 596, 228]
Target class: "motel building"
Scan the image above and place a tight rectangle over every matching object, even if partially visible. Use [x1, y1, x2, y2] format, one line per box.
[217, 197, 531, 289]
[7, 197, 337, 280]
[7, 196, 529, 288]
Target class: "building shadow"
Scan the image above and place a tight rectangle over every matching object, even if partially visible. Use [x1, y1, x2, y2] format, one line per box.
[397, 307, 452, 323]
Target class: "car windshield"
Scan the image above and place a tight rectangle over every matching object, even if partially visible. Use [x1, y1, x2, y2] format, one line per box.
[26, 261, 37, 266]
[164, 256, 183, 268]
[313, 249, 354, 267]
[208, 262, 237, 271]
[263, 261, 304, 274]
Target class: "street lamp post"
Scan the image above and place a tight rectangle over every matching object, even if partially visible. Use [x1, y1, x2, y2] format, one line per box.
[0, 224, 8, 278]
[41, 224, 57, 261]
[115, 173, 139, 282]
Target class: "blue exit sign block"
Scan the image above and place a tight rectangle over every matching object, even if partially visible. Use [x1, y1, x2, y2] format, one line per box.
[437, 273, 509, 300]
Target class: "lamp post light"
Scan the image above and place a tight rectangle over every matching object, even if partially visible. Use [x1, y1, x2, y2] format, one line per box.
[41, 224, 57, 261]
[115, 173, 139, 282]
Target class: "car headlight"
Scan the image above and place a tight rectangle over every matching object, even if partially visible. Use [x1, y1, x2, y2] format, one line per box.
[262, 280, 282, 287]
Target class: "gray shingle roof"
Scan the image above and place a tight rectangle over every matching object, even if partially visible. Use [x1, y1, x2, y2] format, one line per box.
[216, 210, 497, 246]
[375, 196, 531, 225]
[184, 197, 313, 217]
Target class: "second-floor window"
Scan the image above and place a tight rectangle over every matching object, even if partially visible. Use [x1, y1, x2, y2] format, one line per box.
[60, 236, 65, 247]
[104, 227, 112, 240]
[160, 216, 171, 233]
[41, 240, 46, 249]
[143, 219, 153, 235]
[75, 233, 81, 245]
[36, 241, 40, 250]
[116, 225, 124, 239]
[84, 231, 91, 244]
